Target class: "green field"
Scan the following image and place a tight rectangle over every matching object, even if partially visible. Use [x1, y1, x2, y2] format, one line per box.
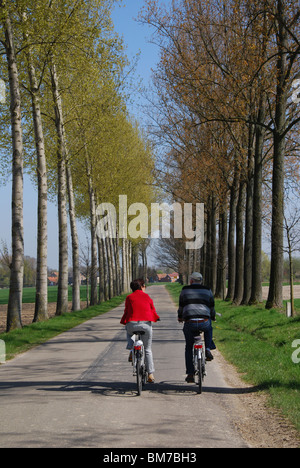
[0, 285, 91, 305]
[165, 283, 300, 434]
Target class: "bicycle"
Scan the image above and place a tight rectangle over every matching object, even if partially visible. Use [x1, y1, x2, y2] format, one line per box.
[131, 331, 147, 395]
[193, 333, 206, 394]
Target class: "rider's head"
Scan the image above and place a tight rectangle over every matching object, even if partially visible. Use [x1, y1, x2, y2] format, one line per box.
[130, 278, 146, 292]
[190, 272, 203, 285]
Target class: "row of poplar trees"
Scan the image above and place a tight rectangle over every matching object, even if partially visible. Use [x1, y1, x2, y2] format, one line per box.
[140, 0, 300, 311]
[0, 0, 156, 332]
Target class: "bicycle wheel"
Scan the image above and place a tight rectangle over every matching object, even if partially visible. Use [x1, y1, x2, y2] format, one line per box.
[142, 366, 147, 387]
[136, 356, 143, 395]
[142, 349, 147, 386]
[201, 349, 206, 381]
[197, 355, 203, 394]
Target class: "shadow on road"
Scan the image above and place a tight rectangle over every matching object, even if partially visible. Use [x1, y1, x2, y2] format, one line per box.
[26, 379, 260, 398]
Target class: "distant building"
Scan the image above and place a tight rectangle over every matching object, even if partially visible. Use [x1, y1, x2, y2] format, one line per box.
[156, 272, 179, 283]
[168, 272, 179, 282]
[48, 272, 59, 286]
[68, 273, 87, 285]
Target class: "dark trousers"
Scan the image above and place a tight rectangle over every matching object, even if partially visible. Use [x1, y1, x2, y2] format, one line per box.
[183, 320, 214, 375]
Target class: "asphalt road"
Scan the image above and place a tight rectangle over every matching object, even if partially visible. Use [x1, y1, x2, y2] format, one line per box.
[0, 285, 249, 448]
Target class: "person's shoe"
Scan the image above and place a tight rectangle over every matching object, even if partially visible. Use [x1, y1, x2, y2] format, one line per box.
[147, 373, 155, 383]
[185, 374, 195, 383]
[206, 349, 214, 361]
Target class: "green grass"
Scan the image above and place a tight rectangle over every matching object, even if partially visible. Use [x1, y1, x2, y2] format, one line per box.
[165, 283, 300, 434]
[0, 285, 92, 305]
[0, 294, 127, 361]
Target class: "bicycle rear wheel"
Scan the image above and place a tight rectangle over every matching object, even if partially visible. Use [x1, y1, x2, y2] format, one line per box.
[197, 355, 203, 394]
[201, 350, 206, 381]
[136, 357, 143, 395]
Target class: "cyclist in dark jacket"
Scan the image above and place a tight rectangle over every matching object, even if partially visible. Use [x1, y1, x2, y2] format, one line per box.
[178, 272, 216, 383]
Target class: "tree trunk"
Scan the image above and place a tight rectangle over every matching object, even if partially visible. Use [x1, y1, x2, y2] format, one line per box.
[132, 244, 139, 280]
[250, 6, 268, 305]
[122, 238, 126, 293]
[210, 195, 217, 295]
[113, 231, 121, 296]
[225, 172, 239, 301]
[108, 236, 116, 297]
[106, 237, 113, 299]
[2, 6, 24, 331]
[266, 0, 288, 309]
[141, 243, 148, 282]
[85, 153, 98, 306]
[250, 96, 266, 304]
[66, 164, 81, 311]
[215, 201, 227, 300]
[25, 45, 48, 323]
[97, 237, 105, 303]
[289, 254, 295, 317]
[204, 203, 211, 287]
[233, 181, 246, 306]
[128, 241, 132, 286]
[122, 238, 130, 293]
[85, 268, 89, 308]
[242, 176, 253, 305]
[242, 124, 255, 305]
[55, 155, 69, 315]
[50, 62, 69, 316]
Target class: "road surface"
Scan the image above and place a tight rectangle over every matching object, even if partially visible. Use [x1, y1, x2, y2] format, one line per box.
[0, 285, 250, 448]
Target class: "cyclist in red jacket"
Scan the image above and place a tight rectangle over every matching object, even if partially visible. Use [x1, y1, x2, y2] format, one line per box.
[121, 279, 160, 383]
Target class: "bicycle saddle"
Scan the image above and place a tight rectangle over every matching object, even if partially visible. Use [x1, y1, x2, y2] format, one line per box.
[194, 335, 203, 342]
[134, 330, 146, 335]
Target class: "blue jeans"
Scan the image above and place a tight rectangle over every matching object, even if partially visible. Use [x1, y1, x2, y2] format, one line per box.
[183, 320, 214, 375]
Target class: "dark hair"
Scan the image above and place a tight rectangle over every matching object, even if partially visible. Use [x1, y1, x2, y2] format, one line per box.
[130, 278, 145, 292]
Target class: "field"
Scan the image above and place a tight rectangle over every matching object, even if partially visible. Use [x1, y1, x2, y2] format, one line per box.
[0, 285, 90, 305]
[0, 293, 128, 362]
[0, 286, 96, 333]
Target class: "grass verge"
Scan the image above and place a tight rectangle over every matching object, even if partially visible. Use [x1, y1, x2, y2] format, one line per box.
[0, 294, 127, 361]
[165, 282, 300, 433]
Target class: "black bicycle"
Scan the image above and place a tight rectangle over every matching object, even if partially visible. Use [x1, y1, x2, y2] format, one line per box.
[131, 331, 147, 395]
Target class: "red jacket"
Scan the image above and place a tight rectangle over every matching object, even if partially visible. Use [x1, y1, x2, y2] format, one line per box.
[120, 290, 160, 325]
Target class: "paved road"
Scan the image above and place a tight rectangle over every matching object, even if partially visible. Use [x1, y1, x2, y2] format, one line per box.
[0, 286, 249, 448]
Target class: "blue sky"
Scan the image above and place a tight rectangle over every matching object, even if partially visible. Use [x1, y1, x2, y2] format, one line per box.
[0, 1, 160, 269]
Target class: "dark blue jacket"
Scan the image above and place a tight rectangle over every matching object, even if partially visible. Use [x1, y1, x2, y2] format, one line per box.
[178, 284, 216, 321]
